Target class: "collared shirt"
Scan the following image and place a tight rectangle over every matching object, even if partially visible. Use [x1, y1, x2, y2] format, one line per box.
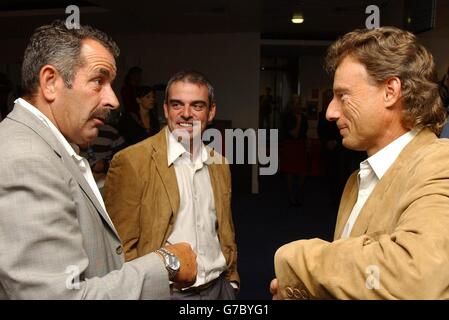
[341, 130, 418, 239]
[15, 98, 113, 226]
[165, 128, 227, 288]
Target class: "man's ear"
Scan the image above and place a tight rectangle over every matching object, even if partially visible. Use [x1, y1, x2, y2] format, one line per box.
[39, 65, 60, 102]
[384, 76, 402, 108]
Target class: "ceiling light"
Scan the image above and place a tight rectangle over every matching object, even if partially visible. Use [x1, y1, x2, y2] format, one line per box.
[291, 12, 304, 24]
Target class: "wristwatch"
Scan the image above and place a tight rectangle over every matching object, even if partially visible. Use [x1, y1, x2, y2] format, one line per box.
[156, 247, 180, 281]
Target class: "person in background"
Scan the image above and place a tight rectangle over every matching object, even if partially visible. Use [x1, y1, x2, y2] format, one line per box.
[136, 85, 160, 137]
[280, 94, 309, 206]
[259, 86, 273, 129]
[80, 110, 126, 192]
[121, 66, 142, 115]
[117, 85, 160, 147]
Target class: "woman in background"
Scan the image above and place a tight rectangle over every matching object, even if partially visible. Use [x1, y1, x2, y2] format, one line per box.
[118, 85, 160, 147]
[280, 94, 309, 206]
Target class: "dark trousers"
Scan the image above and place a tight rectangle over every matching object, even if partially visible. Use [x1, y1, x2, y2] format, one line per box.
[170, 275, 236, 300]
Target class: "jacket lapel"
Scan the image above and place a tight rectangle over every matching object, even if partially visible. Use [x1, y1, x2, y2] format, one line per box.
[207, 163, 224, 228]
[348, 129, 436, 237]
[334, 172, 358, 240]
[58, 148, 120, 237]
[8, 104, 120, 239]
[151, 128, 180, 219]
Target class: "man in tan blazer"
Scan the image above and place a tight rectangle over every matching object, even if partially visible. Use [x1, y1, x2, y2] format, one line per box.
[0, 21, 196, 299]
[271, 27, 449, 299]
[104, 70, 239, 299]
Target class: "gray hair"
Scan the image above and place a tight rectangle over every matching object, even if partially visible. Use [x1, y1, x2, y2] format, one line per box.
[21, 20, 120, 97]
[164, 70, 215, 106]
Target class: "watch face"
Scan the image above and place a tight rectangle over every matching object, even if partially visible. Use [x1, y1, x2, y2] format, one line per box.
[168, 255, 180, 271]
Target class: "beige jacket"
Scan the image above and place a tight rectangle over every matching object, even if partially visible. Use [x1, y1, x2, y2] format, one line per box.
[103, 127, 239, 286]
[275, 129, 449, 299]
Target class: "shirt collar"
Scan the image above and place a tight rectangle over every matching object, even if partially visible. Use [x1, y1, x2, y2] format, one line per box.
[366, 129, 418, 180]
[166, 127, 209, 166]
[15, 98, 79, 159]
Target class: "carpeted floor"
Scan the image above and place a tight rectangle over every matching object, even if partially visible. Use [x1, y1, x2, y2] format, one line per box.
[232, 173, 339, 300]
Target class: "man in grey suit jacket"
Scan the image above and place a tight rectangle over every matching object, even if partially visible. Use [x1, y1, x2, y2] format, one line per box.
[0, 20, 196, 299]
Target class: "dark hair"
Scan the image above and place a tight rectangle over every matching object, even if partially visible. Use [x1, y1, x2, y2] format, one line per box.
[136, 85, 155, 98]
[21, 20, 120, 97]
[165, 70, 215, 106]
[325, 26, 446, 135]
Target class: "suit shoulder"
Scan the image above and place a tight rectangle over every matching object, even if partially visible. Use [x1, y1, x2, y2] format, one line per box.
[116, 135, 157, 156]
[401, 138, 449, 178]
[113, 136, 157, 164]
[0, 118, 54, 159]
[416, 138, 449, 160]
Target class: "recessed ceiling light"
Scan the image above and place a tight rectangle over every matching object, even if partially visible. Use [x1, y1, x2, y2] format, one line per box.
[292, 13, 304, 24]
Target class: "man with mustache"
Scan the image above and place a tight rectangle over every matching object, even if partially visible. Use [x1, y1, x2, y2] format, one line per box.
[0, 20, 196, 299]
[103, 70, 239, 299]
[271, 27, 449, 299]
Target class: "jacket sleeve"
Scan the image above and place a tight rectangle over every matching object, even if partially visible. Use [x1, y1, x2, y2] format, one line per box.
[274, 147, 449, 299]
[0, 151, 169, 300]
[103, 150, 143, 261]
[221, 164, 240, 287]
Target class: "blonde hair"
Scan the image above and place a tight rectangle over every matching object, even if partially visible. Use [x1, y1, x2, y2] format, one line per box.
[325, 26, 446, 135]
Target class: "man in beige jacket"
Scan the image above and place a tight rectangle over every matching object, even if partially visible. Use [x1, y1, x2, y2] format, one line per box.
[104, 70, 239, 300]
[271, 26, 449, 299]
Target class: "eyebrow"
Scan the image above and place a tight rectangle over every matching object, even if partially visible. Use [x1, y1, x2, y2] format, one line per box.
[333, 87, 349, 95]
[168, 99, 208, 106]
[191, 100, 208, 106]
[93, 68, 115, 79]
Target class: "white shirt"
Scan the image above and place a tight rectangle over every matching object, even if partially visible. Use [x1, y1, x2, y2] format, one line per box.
[165, 128, 227, 288]
[341, 130, 418, 239]
[15, 98, 113, 226]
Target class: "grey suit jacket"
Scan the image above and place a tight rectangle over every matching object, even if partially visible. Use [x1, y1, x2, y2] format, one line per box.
[0, 104, 169, 299]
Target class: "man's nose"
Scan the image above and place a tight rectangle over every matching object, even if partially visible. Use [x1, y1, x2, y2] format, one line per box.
[181, 105, 192, 118]
[326, 98, 340, 122]
[104, 85, 120, 110]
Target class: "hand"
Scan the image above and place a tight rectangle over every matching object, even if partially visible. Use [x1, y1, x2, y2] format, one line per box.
[270, 278, 281, 300]
[164, 242, 197, 288]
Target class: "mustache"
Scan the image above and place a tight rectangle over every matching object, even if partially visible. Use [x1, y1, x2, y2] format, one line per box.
[90, 108, 111, 122]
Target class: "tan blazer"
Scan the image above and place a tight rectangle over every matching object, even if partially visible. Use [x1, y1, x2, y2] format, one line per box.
[275, 129, 449, 299]
[103, 128, 239, 285]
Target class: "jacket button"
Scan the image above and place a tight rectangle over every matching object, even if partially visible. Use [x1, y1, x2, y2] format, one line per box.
[116, 245, 123, 255]
[300, 289, 310, 300]
[293, 288, 302, 299]
[285, 287, 294, 298]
